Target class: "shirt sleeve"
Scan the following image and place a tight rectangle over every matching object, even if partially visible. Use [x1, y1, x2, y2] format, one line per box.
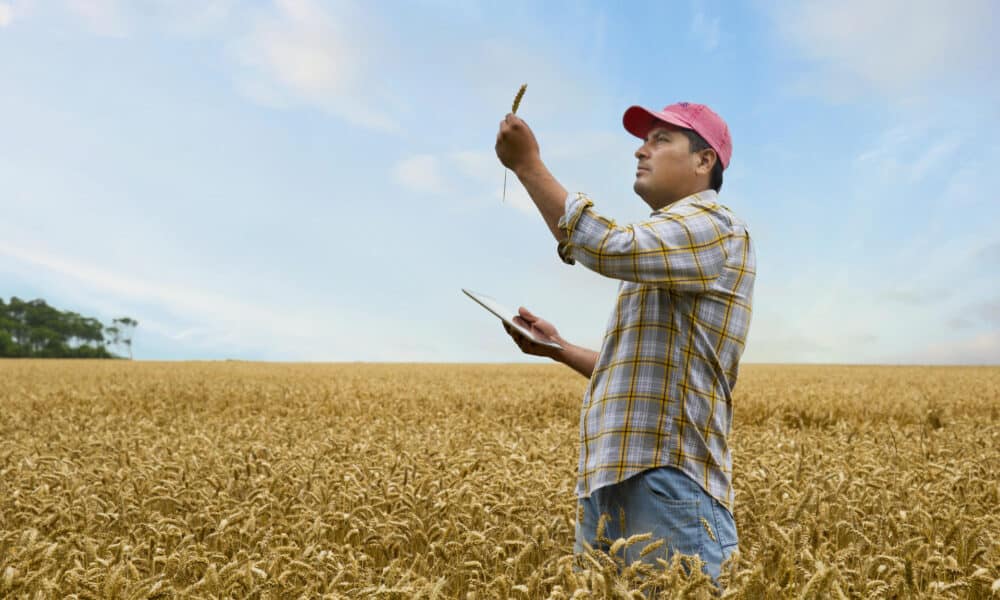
[556, 192, 730, 291]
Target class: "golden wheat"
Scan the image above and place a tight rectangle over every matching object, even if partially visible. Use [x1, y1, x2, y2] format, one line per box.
[512, 84, 527, 114]
[0, 361, 997, 598]
[502, 83, 527, 204]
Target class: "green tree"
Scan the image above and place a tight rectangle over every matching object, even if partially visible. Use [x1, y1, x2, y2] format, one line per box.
[0, 296, 130, 359]
[114, 317, 138, 360]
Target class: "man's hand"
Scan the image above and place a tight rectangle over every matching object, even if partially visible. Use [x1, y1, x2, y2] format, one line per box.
[494, 113, 568, 241]
[503, 306, 600, 379]
[502, 306, 562, 360]
[495, 114, 541, 174]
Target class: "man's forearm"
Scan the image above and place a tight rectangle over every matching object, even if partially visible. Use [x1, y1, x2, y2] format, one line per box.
[514, 160, 568, 242]
[554, 340, 599, 379]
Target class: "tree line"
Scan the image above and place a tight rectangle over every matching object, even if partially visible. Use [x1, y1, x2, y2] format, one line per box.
[0, 297, 137, 358]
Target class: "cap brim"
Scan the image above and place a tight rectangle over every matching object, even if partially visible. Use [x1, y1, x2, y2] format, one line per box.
[623, 105, 694, 139]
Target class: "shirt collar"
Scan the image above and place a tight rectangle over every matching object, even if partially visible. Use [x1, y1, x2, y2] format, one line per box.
[649, 189, 718, 217]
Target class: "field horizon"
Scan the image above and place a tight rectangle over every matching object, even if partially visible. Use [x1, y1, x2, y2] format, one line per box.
[24, 359, 995, 369]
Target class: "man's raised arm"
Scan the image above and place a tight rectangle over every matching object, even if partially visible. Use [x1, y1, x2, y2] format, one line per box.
[495, 114, 568, 243]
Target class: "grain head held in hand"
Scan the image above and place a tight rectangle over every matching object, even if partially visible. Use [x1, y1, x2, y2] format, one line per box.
[502, 83, 527, 203]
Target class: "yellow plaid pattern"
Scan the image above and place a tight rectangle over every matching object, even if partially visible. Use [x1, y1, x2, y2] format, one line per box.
[557, 190, 755, 514]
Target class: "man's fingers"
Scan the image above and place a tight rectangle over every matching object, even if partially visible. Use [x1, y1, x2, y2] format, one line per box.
[503, 322, 525, 342]
[518, 306, 536, 322]
[504, 323, 541, 354]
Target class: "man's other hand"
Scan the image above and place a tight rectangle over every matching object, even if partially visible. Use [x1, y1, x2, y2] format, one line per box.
[495, 114, 541, 173]
[502, 306, 562, 360]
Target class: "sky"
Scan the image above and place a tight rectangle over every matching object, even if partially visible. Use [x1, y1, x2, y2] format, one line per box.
[1, 0, 998, 364]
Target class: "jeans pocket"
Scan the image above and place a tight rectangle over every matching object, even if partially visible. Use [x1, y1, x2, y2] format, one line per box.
[640, 466, 702, 503]
[710, 499, 739, 548]
[635, 469, 704, 559]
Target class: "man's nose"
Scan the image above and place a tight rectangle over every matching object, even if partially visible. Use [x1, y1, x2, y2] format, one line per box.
[635, 144, 648, 159]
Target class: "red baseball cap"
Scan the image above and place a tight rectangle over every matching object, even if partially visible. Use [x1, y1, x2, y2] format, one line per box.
[623, 102, 732, 169]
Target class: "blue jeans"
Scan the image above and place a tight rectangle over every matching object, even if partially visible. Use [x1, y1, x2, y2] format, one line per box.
[574, 466, 738, 583]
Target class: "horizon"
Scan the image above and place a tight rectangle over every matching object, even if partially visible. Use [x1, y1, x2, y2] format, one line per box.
[5, 354, 998, 369]
[1, 1, 998, 365]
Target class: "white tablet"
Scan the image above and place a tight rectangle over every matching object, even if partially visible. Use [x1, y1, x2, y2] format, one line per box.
[462, 288, 563, 350]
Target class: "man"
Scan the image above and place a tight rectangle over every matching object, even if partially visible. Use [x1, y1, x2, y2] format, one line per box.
[494, 102, 755, 582]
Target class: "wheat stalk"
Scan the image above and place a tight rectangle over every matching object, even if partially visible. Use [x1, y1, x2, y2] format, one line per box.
[502, 83, 527, 203]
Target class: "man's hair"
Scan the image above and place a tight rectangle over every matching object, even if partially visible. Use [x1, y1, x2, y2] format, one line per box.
[681, 129, 724, 193]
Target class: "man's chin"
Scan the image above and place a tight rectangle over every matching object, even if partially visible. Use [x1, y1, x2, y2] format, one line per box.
[633, 181, 654, 199]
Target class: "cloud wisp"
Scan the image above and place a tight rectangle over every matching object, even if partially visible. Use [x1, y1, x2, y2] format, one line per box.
[231, 0, 398, 131]
[767, 0, 996, 101]
[689, 1, 720, 51]
[0, 240, 411, 361]
[0, 2, 13, 27]
[66, 0, 128, 36]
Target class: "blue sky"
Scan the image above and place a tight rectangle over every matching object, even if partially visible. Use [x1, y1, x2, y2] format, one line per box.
[1, 0, 998, 364]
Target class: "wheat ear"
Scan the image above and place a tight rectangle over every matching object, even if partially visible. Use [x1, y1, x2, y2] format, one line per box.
[511, 84, 527, 113]
[502, 83, 527, 203]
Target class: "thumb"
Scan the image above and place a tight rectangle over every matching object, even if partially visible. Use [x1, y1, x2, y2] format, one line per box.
[518, 306, 536, 322]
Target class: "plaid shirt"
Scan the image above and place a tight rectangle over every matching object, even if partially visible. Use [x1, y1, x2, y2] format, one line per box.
[557, 190, 755, 513]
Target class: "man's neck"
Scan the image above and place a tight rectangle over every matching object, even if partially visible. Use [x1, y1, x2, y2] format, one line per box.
[646, 186, 714, 212]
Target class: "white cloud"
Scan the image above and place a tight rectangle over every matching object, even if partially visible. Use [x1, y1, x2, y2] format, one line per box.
[393, 127, 636, 219]
[907, 330, 1000, 365]
[690, 1, 720, 51]
[494, 177, 536, 216]
[854, 122, 964, 184]
[855, 125, 917, 164]
[976, 241, 1000, 265]
[908, 138, 963, 183]
[743, 297, 845, 364]
[743, 331, 830, 363]
[58, 1, 236, 37]
[451, 150, 496, 182]
[447, 40, 597, 122]
[232, 0, 397, 132]
[66, 0, 127, 36]
[881, 287, 947, 307]
[393, 154, 447, 195]
[0, 2, 13, 27]
[156, 0, 235, 36]
[139, 320, 210, 342]
[0, 240, 420, 361]
[767, 0, 995, 100]
[448, 149, 536, 215]
[392, 149, 548, 217]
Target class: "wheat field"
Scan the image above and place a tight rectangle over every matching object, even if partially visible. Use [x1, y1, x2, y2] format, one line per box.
[0, 361, 998, 598]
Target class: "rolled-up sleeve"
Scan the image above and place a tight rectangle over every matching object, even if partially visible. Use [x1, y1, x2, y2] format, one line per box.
[556, 192, 730, 291]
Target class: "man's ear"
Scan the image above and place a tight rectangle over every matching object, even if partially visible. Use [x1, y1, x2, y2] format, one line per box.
[696, 149, 717, 175]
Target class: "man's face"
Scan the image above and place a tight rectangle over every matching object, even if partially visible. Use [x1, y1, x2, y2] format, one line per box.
[633, 121, 713, 209]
